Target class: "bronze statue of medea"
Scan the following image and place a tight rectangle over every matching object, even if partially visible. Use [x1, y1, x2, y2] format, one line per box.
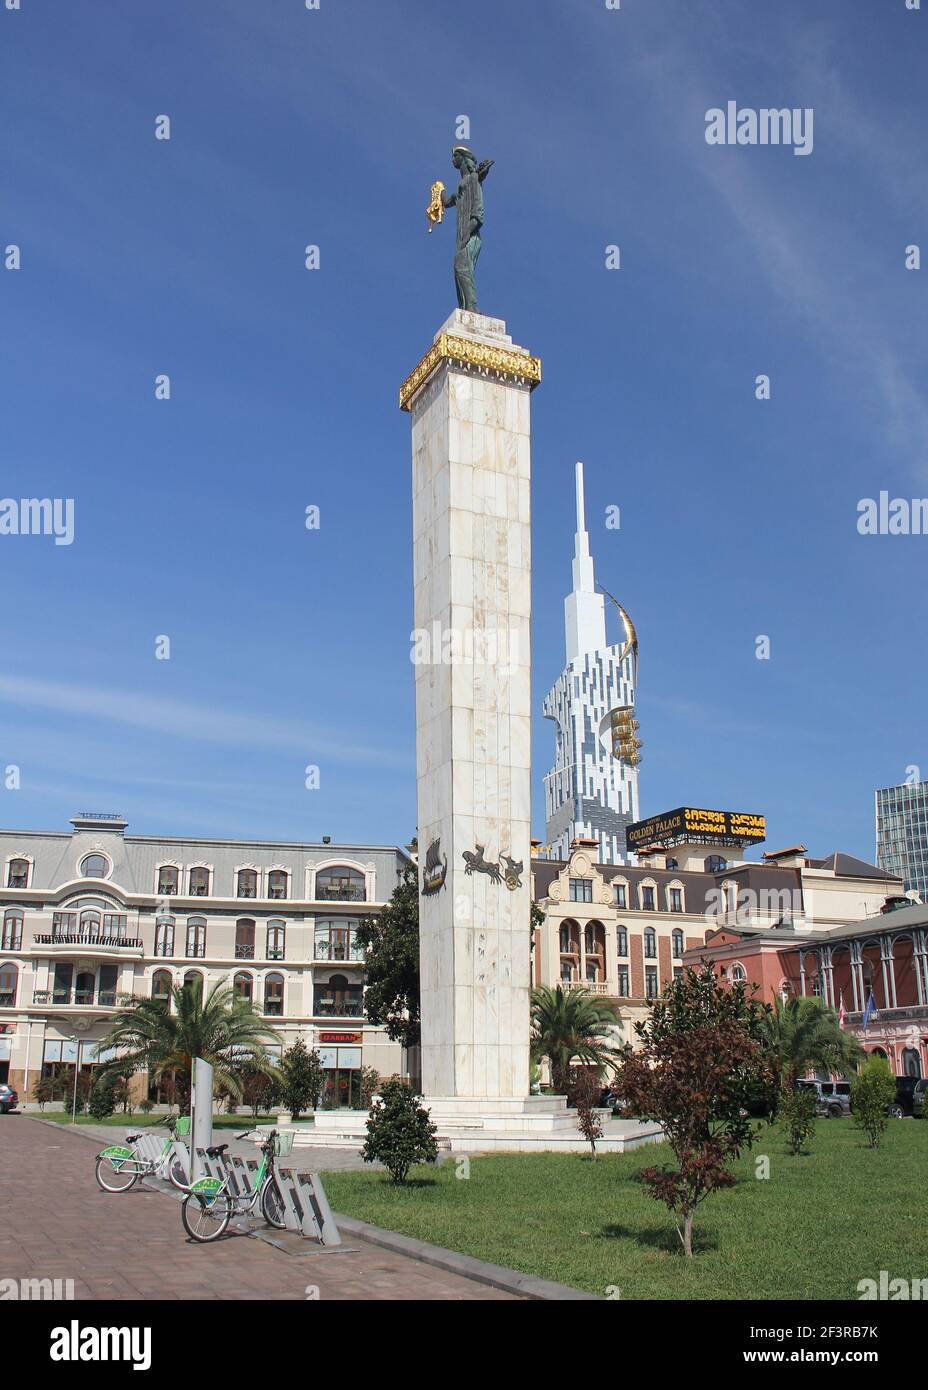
[426, 146, 494, 312]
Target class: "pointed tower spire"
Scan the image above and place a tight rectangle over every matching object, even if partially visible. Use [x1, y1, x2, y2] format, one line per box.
[565, 461, 607, 661]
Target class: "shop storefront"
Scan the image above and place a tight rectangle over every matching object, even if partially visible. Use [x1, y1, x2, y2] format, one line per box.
[317, 1031, 363, 1108]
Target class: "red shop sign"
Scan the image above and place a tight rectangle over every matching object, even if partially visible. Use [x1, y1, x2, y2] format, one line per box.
[319, 1032, 361, 1044]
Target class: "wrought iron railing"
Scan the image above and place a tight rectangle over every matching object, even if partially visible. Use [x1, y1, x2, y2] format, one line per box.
[33, 933, 142, 949]
[312, 999, 364, 1018]
[313, 938, 364, 962]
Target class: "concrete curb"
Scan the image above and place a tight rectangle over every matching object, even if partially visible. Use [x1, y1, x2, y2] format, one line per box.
[331, 1212, 600, 1300]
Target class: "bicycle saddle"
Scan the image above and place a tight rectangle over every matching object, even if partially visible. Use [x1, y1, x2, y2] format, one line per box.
[205, 1143, 228, 1157]
[126, 1134, 142, 1143]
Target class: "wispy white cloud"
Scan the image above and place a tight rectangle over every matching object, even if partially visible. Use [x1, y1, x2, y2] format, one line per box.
[0, 675, 408, 768]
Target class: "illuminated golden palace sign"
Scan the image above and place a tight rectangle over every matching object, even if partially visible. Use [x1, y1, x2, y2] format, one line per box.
[626, 807, 766, 850]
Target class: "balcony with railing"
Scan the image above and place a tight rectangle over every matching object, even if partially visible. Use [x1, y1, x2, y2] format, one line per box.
[312, 932, 364, 963]
[31, 988, 118, 1008]
[312, 995, 365, 1018]
[32, 931, 142, 953]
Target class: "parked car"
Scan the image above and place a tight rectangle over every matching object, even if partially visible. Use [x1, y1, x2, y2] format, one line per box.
[0, 1084, 18, 1114]
[796, 1079, 851, 1118]
[888, 1075, 922, 1118]
[913, 1079, 927, 1118]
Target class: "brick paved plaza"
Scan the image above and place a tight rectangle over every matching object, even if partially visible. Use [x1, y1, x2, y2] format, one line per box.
[0, 1118, 516, 1302]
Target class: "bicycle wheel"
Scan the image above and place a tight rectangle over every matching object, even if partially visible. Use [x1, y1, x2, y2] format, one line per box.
[181, 1190, 232, 1243]
[95, 1154, 139, 1193]
[168, 1156, 190, 1191]
[261, 1177, 287, 1230]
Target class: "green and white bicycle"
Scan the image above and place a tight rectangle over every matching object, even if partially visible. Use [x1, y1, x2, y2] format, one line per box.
[95, 1113, 191, 1193]
[181, 1128, 290, 1242]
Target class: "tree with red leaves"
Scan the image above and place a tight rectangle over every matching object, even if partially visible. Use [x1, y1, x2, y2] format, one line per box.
[612, 962, 769, 1257]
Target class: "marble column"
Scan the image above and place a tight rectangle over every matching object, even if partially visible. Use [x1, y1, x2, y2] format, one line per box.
[401, 310, 542, 1101]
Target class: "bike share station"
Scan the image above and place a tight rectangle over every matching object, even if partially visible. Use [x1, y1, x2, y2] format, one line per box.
[100, 1057, 346, 1256]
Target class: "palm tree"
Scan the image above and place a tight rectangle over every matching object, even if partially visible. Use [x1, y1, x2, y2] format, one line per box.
[96, 978, 281, 1103]
[530, 984, 621, 1095]
[758, 993, 864, 1094]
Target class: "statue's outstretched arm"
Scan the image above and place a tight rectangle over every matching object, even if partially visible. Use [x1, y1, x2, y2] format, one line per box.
[441, 188, 457, 208]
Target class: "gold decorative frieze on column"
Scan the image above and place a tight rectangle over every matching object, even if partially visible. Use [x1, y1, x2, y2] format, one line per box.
[399, 332, 542, 411]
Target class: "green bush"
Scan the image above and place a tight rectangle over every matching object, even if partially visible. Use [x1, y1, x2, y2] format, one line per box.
[138, 1097, 154, 1115]
[780, 1087, 818, 1155]
[851, 1056, 897, 1148]
[361, 1079, 439, 1184]
[88, 1079, 117, 1121]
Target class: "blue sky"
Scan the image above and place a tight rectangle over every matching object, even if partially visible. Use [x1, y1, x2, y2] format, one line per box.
[1, 0, 925, 861]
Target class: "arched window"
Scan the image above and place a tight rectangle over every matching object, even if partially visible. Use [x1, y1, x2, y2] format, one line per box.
[267, 870, 288, 901]
[616, 926, 628, 957]
[0, 961, 18, 1007]
[185, 916, 207, 959]
[182, 969, 203, 998]
[584, 923, 595, 955]
[313, 972, 363, 1017]
[902, 1047, 921, 1078]
[705, 855, 727, 874]
[80, 853, 110, 879]
[672, 929, 684, 958]
[559, 924, 570, 954]
[152, 969, 172, 1003]
[2, 910, 23, 951]
[157, 866, 179, 895]
[235, 919, 255, 960]
[155, 915, 175, 957]
[315, 866, 366, 902]
[233, 971, 253, 1002]
[75, 970, 95, 1006]
[6, 858, 28, 889]
[266, 921, 286, 961]
[643, 927, 656, 959]
[665, 858, 678, 871]
[729, 962, 747, 984]
[236, 869, 258, 899]
[189, 867, 209, 897]
[80, 909, 102, 941]
[264, 973, 285, 1016]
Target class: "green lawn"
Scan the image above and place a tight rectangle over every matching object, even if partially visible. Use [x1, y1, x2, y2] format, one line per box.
[323, 1120, 927, 1299]
[34, 1111, 283, 1129]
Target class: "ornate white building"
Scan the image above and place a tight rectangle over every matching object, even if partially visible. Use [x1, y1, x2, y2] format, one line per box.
[0, 813, 412, 1107]
[542, 463, 641, 864]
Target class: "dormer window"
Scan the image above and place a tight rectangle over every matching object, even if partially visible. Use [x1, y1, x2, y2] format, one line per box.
[569, 878, 592, 904]
[158, 866, 179, 896]
[267, 870, 288, 901]
[7, 858, 28, 889]
[641, 885, 655, 911]
[189, 867, 209, 897]
[668, 887, 683, 913]
[315, 866, 366, 902]
[80, 854, 110, 880]
[614, 883, 627, 909]
[237, 869, 258, 899]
